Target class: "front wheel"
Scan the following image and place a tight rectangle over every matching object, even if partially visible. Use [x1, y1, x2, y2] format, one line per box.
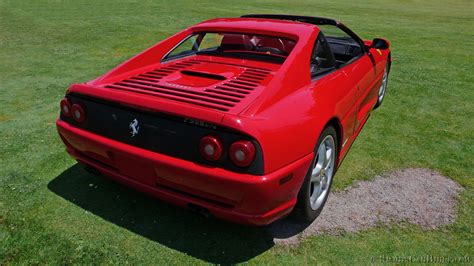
[292, 126, 338, 222]
[374, 62, 390, 109]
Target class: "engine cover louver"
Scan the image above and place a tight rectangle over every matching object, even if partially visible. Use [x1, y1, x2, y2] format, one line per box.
[103, 58, 273, 112]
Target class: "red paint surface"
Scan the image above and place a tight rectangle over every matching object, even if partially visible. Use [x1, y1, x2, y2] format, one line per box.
[57, 17, 391, 225]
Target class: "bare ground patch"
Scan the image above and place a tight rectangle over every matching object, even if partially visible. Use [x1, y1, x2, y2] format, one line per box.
[267, 168, 463, 245]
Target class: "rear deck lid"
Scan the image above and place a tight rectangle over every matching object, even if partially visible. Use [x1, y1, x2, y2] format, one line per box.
[98, 56, 277, 115]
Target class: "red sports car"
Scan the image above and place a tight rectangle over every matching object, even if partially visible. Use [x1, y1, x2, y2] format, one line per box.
[57, 14, 391, 225]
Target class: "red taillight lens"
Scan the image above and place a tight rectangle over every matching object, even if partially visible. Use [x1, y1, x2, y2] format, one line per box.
[199, 135, 223, 161]
[60, 98, 72, 117]
[229, 140, 256, 167]
[71, 104, 86, 123]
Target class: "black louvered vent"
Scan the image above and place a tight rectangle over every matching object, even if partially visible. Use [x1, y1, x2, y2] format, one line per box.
[105, 60, 272, 112]
[208, 68, 271, 99]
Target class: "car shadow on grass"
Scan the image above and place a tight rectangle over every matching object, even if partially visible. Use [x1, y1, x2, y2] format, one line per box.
[48, 163, 294, 264]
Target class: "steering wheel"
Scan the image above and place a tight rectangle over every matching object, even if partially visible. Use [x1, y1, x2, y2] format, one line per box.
[254, 37, 287, 55]
[256, 47, 285, 55]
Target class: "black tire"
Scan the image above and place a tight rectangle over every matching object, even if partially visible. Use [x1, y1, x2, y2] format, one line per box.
[292, 126, 338, 222]
[374, 62, 390, 109]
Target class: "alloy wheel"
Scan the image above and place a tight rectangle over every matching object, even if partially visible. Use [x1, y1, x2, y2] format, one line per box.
[378, 68, 388, 103]
[309, 135, 336, 210]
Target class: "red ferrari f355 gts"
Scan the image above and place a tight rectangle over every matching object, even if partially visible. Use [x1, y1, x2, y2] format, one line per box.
[57, 14, 391, 225]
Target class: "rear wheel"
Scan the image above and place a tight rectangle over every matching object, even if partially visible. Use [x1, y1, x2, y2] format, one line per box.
[293, 126, 338, 222]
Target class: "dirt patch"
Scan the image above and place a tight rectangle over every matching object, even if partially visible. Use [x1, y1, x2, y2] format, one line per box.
[267, 168, 463, 245]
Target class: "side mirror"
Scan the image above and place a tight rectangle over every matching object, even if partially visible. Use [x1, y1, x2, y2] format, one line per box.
[372, 38, 390, 50]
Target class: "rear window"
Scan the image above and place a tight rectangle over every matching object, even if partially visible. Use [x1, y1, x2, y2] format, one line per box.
[162, 32, 297, 63]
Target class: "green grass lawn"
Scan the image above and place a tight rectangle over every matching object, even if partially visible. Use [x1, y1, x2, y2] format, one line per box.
[1, 0, 473, 264]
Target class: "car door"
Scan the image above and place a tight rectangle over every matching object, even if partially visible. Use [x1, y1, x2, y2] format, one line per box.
[310, 33, 358, 143]
[342, 54, 376, 132]
[318, 24, 377, 134]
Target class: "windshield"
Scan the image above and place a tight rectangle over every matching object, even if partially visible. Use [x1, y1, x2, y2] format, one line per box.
[162, 32, 297, 63]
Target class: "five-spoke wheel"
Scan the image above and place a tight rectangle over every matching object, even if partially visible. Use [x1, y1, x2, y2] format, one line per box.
[309, 135, 335, 210]
[293, 126, 338, 222]
[374, 63, 390, 109]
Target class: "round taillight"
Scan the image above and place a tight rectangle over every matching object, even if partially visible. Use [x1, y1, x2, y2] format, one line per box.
[71, 104, 86, 123]
[60, 98, 72, 117]
[199, 135, 223, 161]
[229, 140, 256, 167]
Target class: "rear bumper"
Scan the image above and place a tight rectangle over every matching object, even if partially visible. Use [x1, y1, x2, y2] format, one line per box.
[56, 119, 312, 225]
